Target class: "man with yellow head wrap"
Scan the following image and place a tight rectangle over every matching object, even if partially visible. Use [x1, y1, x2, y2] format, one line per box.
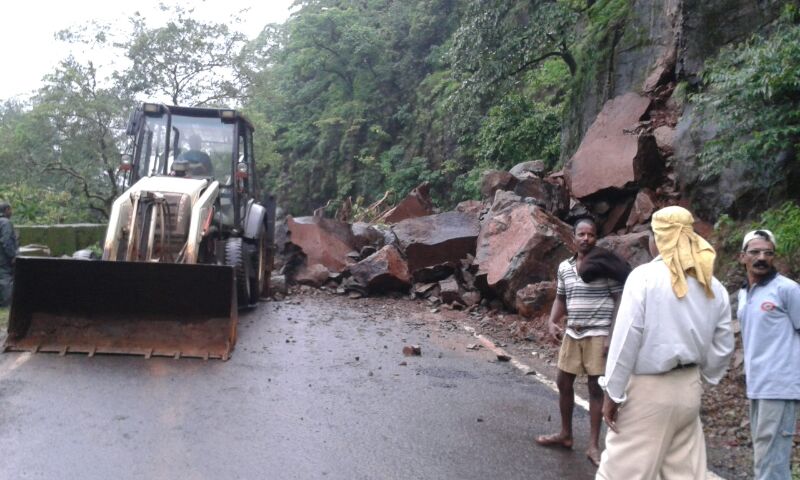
[595, 206, 734, 480]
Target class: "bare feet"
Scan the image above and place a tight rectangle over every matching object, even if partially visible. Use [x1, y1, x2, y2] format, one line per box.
[535, 433, 573, 449]
[586, 446, 601, 467]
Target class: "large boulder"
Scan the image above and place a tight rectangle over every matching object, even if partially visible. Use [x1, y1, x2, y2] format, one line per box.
[286, 216, 356, 273]
[626, 189, 656, 228]
[567, 92, 662, 199]
[480, 170, 517, 200]
[514, 175, 569, 218]
[597, 231, 653, 269]
[393, 211, 480, 273]
[349, 245, 411, 293]
[475, 198, 575, 309]
[377, 183, 433, 224]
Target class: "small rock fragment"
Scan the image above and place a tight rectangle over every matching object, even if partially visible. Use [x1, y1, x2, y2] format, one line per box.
[402, 345, 422, 356]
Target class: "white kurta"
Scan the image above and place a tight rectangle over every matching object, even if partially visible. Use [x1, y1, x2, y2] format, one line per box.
[601, 257, 734, 403]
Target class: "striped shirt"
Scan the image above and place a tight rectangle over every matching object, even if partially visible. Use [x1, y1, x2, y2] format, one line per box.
[556, 256, 623, 339]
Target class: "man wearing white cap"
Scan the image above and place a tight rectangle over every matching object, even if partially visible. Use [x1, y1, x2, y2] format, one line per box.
[596, 206, 734, 479]
[738, 229, 800, 480]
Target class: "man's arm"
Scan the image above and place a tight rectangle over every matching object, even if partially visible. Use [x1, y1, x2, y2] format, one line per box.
[783, 281, 800, 332]
[603, 268, 645, 403]
[701, 287, 734, 385]
[547, 294, 567, 342]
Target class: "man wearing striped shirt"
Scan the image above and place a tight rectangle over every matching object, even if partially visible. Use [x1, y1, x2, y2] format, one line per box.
[536, 217, 623, 467]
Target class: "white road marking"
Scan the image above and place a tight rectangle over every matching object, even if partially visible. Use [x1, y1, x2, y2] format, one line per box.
[463, 326, 590, 410]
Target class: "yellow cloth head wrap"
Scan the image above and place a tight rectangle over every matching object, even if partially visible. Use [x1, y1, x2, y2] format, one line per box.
[651, 206, 716, 298]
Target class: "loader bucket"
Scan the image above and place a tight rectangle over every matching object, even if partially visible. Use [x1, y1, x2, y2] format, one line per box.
[4, 257, 237, 360]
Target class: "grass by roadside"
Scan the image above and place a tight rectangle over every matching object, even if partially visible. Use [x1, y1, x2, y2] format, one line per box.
[0, 307, 8, 332]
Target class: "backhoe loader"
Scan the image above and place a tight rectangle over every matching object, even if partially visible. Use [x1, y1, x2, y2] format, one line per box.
[4, 103, 275, 360]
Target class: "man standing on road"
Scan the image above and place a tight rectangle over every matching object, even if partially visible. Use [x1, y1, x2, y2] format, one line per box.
[597, 206, 734, 480]
[0, 202, 18, 307]
[737, 229, 800, 480]
[536, 217, 623, 466]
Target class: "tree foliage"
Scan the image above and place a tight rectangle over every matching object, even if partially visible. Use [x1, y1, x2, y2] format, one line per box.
[1, 0, 587, 221]
[693, 7, 800, 190]
[121, 5, 250, 106]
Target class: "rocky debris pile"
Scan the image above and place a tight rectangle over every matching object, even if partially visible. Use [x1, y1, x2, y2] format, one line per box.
[270, 62, 715, 322]
[269, 139, 686, 319]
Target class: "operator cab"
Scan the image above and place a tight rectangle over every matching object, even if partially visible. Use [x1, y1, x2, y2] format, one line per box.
[122, 103, 259, 229]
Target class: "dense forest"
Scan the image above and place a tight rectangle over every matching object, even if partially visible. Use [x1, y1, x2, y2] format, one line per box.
[0, 0, 798, 224]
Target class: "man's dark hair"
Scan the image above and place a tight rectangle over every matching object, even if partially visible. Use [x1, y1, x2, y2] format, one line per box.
[573, 216, 597, 233]
[0, 202, 10, 217]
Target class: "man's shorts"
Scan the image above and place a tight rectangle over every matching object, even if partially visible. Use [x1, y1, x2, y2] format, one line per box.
[557, 334, 606, 376]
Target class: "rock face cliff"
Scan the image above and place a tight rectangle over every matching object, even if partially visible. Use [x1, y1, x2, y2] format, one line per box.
[562, 0, 786, 221]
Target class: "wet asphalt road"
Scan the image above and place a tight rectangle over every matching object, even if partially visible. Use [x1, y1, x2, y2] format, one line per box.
[0, 293, 597, 480]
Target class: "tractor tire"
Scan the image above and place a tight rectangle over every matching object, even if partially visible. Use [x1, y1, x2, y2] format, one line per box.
[225, 237, 252, 307]
[246, 222, 267, 304]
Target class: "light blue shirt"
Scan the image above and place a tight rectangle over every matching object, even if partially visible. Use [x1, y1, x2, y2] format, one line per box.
[737, 272, 800, 400]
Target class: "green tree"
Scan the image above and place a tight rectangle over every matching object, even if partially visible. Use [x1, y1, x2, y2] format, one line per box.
[31, 57, 133, 218]
[693, 7, 800, 192]
[120, 5, 250, 107]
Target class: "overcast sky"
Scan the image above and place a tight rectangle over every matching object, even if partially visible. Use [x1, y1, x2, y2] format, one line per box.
[1, 0, 295, 101]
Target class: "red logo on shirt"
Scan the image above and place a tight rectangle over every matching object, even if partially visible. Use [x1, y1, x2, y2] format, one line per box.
[760, 301, 776, 311]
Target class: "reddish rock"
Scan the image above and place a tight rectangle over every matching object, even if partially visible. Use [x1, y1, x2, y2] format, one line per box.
[490, 190, 524, 213]
[643, 46, 677, 93]
[475, 199, 575, 309]
[515, 281, 557, 320]
[393, 211, 480, 273]
[602, 198, 634, 236]
[294, 263, 330, 287]
[377, 183, 434, 224]
[438, 276, 463, 305]
[455, 200, 485, 217]
[287, 216, 356, 272]
[567, 93, 662, 199]
[597, 231, 653, 269]
[626, 190, 656, 228]
[349, 245, 411, 293]
[480, 170, 517, 200]
[402, 345, 422, 356]
[513, 176, 569, 218]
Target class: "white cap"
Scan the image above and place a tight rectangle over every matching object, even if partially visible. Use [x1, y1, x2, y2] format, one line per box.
[742, 229, 777, 251]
